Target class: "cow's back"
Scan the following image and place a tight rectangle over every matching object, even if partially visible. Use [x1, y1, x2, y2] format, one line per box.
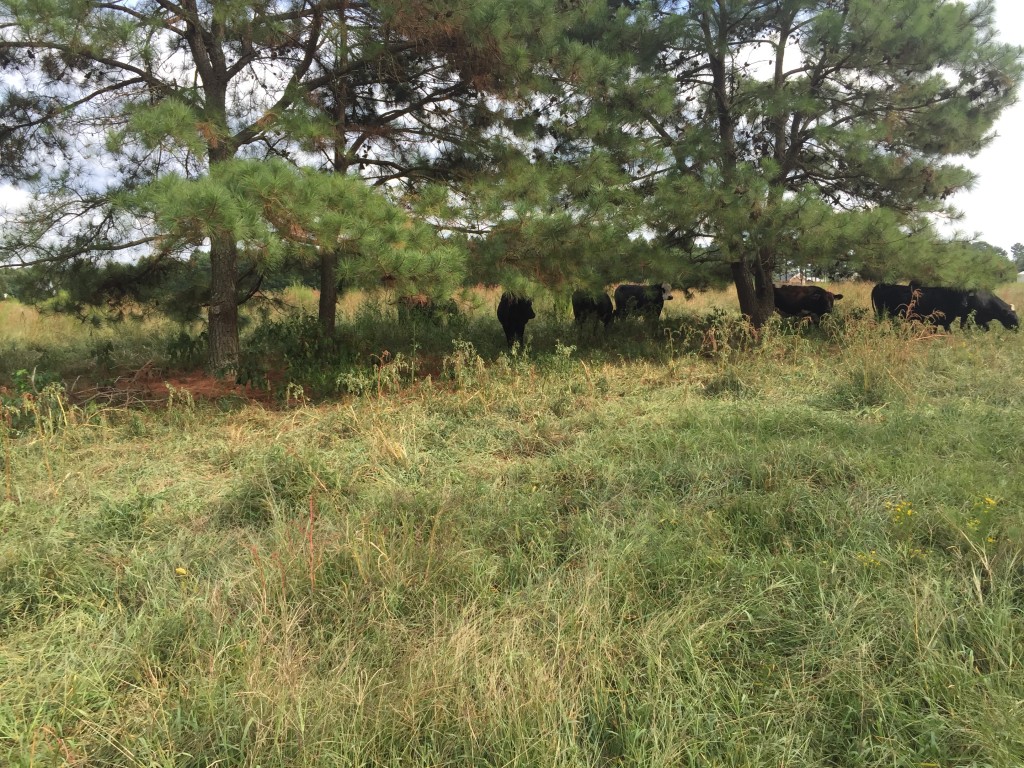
[871, 283, 913, 318]
[774, 285, 842, 319]
[572, 290, 614, 326]
[613, 283, 670, 319]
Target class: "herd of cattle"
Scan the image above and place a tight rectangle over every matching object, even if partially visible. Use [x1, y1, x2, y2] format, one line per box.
[493, 281, 1018, 346]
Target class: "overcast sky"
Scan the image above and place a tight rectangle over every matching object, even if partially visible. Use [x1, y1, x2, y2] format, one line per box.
[2, 2, 1023, 255]
[947, 0, 1024, 253]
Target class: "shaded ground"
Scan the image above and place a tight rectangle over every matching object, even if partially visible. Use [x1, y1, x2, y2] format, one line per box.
[69, 364, 282, 408]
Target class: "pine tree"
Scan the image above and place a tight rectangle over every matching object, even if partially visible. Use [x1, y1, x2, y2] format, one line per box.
[0, 0, 594, 357]
[283, 0, 561, 333]
[287, 0, 614, 332]
[1012, 243, 1024, 272]
[0, 0, 341, 371]
[546, 0, 1022, 323]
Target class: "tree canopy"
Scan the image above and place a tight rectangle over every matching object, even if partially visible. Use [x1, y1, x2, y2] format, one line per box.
[0, 0, 573, 370]
[1, 0, 1021, 362]
[1012, 242, 1024, 272]
[525, 0, 1022, 322]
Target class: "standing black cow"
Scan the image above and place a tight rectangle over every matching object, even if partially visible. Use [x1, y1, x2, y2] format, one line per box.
[613, 283, 673, 320]
[572, 290, 614, 327]
[872, 283, 1018, 331]
[773, 284, 844, 322]
[497, 292, 536, 347]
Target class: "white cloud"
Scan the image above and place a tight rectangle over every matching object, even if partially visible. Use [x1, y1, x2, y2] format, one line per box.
[0, 184, 29, 211]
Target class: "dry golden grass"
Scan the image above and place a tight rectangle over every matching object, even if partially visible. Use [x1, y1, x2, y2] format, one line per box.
[661, 280, 867, 317]
[229, 278, 1024, 327]
[0, 299, 93, 343]
[2, 312, 1023, 766]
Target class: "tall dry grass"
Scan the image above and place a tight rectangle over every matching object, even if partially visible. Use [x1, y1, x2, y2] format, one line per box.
[2, 285, 1023, 766]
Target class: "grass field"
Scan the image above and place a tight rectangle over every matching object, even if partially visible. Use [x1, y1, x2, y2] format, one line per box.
[1, 283, 1023, 766]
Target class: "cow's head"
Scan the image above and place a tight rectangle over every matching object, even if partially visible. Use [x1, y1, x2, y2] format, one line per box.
[972, 291, 1018, 330]
[827, 290, 843, 310]
[1001, 304, 1019, 329]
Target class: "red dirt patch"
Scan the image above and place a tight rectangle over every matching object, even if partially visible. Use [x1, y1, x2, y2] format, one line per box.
[70, 364, 282, 409]
[141, 370, 279, 406]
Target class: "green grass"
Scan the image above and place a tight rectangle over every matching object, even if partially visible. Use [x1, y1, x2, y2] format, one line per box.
[1, 287, 1023, 766]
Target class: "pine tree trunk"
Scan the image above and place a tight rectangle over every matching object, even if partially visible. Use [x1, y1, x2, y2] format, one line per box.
[208, 233, 240, 374]
[318, 248, 338, 336]
[732, 259, 774, 328]
[322, 19, 348, 338]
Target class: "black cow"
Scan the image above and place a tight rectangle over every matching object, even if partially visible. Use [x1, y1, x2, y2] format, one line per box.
[957, 289, 1017, 329]
[773, 284, 844, 322]
[572, 290, 614, 327]
[872, 282, 1018, 331]
[613, 283, 673, 320]
[497, 292, 536, 347]
[871, 283, 918, 324]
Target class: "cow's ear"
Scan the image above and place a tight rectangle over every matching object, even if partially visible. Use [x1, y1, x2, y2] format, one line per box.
[832, 294, 844, 300]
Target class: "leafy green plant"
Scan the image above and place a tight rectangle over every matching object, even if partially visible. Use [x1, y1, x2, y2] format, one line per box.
[11, 367, 62, 395]
[442, 339, 484, 389]
[165, 328, 208, 369]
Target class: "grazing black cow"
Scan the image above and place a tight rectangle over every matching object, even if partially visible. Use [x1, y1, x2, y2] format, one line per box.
[613, 283, 673, 320]
[872, 282, 1018, 331]
[960, 289, 1018, 329]
[773, 284, 844, 322]
[497, 292, 536, 347]
[572, 290, 614, 327]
